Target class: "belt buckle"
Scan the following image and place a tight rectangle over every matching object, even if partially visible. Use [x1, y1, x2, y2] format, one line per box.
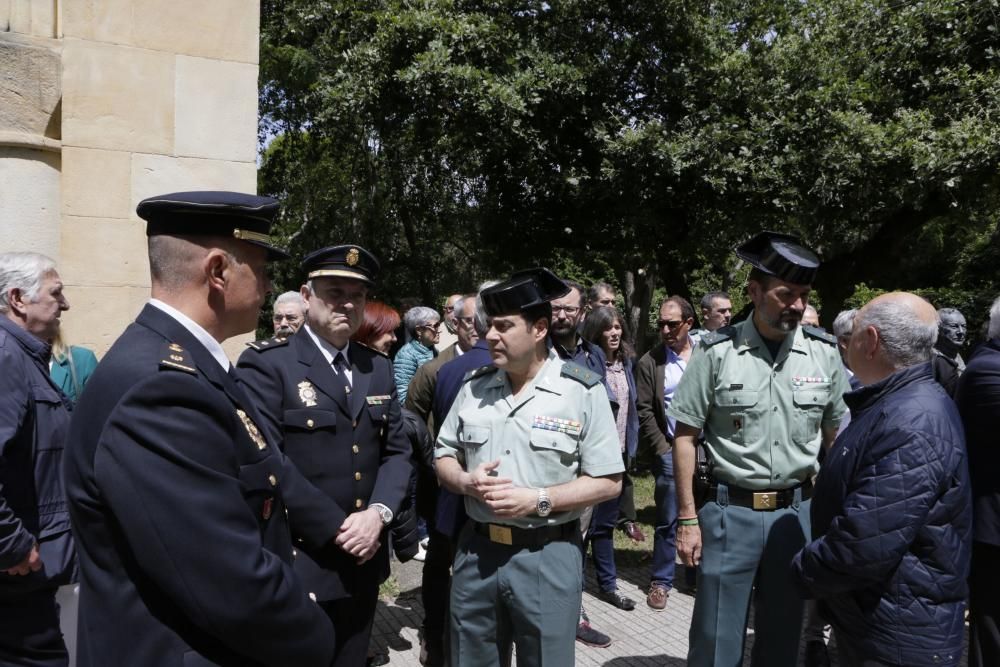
[752, 491, 778, 510]
[488, 524, 513, 545]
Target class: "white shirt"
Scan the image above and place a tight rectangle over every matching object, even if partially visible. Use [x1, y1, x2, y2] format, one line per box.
[148, 299, 231, 371]
[302, 324, 353, 385]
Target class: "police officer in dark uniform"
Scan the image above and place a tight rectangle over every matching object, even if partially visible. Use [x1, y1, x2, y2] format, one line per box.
[64, 191, 344, 666]
[237, 245, 412, 667]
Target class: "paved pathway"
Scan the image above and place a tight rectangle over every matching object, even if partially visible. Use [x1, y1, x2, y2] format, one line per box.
[368, 552, 924, 666]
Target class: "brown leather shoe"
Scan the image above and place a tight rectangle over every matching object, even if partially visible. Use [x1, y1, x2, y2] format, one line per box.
[646, 584, 668, 611]
[622, 521, 646, 542]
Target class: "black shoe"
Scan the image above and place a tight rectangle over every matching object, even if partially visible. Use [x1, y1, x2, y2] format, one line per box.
[576, 620, 612, 648]
[598, 589, 636, 611]
[804, 640, 831, 667]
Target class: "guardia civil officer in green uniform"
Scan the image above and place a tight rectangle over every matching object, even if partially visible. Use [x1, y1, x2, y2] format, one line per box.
[435, 268, 624, 667]
[668, 232, 850, 667]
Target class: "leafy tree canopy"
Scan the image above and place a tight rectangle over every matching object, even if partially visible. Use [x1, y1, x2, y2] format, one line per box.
[260, 0, 1000, 350]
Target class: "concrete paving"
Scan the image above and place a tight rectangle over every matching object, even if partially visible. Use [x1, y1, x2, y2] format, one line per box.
[372, 551, 968, 666]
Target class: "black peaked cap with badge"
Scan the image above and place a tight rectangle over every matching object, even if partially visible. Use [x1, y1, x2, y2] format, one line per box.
[481, 267, 570, 317]
[302, 245, 381, 286]
[137, 190, 289, 261]
[736, 231, 821, 286]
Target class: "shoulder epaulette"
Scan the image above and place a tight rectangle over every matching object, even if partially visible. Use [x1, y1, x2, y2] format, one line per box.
[560, 362, 602, 388]
[700, 326, 735, 347]
[245, 335, 290, 352]
[159, 342, 197, 375]
[353, 340, 389, 359]
[802, 325, 837, 346]
[462, 365, 498, 383]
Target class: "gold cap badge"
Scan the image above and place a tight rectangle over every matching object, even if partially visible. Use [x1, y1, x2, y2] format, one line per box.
[346, 248, 360, 266]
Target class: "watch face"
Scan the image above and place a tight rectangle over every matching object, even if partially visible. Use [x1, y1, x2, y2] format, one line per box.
[537, 499, 552, 516]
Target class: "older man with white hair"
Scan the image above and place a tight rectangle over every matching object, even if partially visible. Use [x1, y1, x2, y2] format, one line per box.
[272, 290, 307, 336]
[956, 295, 1000, 667]
[0, 252, 74, 666]
[793, 292, 971, 667]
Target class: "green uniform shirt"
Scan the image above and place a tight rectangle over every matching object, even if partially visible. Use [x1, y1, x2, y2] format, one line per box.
[666, 316, 849, 490]
[436, 349, 623, 528]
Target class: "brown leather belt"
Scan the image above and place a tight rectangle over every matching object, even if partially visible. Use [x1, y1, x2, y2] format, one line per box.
[472, 520, 578, 547]
[710, 479, 813, 510]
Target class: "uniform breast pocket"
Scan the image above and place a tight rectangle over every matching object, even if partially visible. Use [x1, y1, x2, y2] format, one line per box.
[457, 424, 490, 468]
[281, 409, 336, 471]
[528, 429, 579, 487]
[792, 386, 829, 444]
[712, 388, 761, 446]
[367, 404, 389, 435]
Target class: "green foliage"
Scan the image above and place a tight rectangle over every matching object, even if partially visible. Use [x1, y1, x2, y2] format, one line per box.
[259, 0, 1000, 335]
[843, 283, 888, 310]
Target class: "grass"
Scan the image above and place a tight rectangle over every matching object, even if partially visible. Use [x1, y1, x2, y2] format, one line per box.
[611, 470, 656, 568]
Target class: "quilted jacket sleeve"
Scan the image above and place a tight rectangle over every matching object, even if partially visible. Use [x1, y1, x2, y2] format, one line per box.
[793, 427, 942, 598]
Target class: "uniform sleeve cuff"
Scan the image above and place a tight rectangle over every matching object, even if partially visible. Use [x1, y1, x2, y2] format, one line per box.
[666, 408, 704, 430]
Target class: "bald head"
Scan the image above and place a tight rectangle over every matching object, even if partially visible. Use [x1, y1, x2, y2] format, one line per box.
[848, 292, 938, 385]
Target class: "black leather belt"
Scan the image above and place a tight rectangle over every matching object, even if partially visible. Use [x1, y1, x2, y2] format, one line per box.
[472, 520, 578, 547]
[710, 479, 813, 510]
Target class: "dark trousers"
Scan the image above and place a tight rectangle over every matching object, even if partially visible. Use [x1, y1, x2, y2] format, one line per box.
[651, 452, 678, 588]
[421, 527, 454, 664]
[0, 592, 68, 667]
[320, 585, 379, 667]
[617, 468, 637, 524]
[970, 541, 1000, 667]
[835, 630, 894, 666]
[588, 494, 620, 592]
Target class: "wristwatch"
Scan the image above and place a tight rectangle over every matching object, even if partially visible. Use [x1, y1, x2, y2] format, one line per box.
[535, 488, 552, 517]
[370, 503, 393, 525]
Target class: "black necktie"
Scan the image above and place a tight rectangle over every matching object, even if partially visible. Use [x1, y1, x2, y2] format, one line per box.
[333, 352, 352, 390]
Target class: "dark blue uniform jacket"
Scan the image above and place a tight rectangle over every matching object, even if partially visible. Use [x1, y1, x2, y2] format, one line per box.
[64, 305, 339, 667]
[956, 337, 1000, 547]
[237, 328, 412, 601]
[0, 317, 75, 597]
[793, 363, 971, 667]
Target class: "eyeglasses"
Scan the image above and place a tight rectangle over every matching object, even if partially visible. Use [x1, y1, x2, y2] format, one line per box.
[657, 319, 686, 330]
[273, 314, 301, 323]
[420, 322, 442, 331]
[552, 305, 581, 315]
[456, 316, 475, 327]
[443, 306, 455, 313]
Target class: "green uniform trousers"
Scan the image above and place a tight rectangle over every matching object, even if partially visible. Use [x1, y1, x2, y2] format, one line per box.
[688, 482, 810, 667]
[450, 524, 582, 667]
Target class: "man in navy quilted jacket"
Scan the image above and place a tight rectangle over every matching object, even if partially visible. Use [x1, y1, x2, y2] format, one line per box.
[792, 292, 972, 667]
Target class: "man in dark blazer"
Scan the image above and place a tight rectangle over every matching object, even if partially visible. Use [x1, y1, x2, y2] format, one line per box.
[956, 298, 1000, 667]
[238, 245, 412, 667]
[634, 296, 699, 611]
[64, 191, 342, 667]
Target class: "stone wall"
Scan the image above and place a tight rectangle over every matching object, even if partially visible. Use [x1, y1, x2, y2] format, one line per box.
[42, 1, 261, 357]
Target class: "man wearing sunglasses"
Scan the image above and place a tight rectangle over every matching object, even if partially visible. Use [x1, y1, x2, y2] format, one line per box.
[668, 232, 849, 667]
[635, 296, 699, 612]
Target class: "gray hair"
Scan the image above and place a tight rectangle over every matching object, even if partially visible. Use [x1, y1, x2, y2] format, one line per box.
[0, 252, 57, 314]
[855, 299, 938, 370]
[832, 309, 857, 338]
[474, 280, 500, 337]
[700, 290, 730, 310]
[274, 290, 306, 309]
[403, 306, 439, 336]
[988, 296, 1000, 339]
